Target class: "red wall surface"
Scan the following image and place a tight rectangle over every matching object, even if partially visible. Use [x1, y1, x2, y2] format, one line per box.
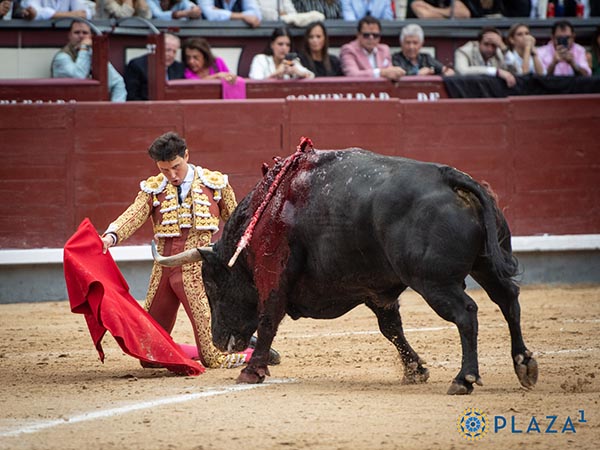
[1, 95, 599, 250]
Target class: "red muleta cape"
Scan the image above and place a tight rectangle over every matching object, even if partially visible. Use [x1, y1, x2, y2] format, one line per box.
[63, 218, 204, 376]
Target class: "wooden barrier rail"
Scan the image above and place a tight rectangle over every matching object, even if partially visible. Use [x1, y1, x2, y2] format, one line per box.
[1, 94, 598, 250]
[0, 78, 104, 102]
[159, 77, 448, 101]
[0, 33, 110, 102]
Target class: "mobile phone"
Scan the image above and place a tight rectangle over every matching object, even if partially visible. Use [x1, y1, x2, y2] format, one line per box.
[556, 36, 569, 48]
[284, 52, 297, 62]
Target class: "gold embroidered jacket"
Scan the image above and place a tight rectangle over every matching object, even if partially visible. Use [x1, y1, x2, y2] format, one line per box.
[106, 165, 237, 248]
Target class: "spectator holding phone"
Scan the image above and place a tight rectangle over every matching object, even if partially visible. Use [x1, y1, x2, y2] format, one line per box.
[537, 20, 591, 76]
[248, 27, 315, 80]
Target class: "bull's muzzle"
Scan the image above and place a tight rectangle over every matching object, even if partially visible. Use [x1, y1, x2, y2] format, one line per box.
[151, 240, 211, 266]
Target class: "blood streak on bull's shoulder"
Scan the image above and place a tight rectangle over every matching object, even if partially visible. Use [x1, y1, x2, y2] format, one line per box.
[239, 138, 315, 304]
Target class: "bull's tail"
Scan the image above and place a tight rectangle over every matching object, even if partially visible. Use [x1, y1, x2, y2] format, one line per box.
[438, 166, 519, 280]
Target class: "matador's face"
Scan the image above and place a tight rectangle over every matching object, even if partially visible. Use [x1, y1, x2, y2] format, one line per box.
[156, 150, 189, 186]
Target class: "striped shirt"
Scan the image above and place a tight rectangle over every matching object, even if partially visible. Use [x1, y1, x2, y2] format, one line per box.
[292, 0, 342, 18]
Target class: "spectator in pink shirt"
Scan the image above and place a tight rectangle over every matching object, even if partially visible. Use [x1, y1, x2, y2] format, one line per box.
[537, 20, 591, 77]
[182, 37, 237, 84]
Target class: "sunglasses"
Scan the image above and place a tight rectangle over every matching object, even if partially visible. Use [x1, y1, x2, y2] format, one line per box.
[361, 33, 381, 39]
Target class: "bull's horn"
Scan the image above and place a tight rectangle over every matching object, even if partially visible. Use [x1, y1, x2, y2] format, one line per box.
[151, 240, 211, 267]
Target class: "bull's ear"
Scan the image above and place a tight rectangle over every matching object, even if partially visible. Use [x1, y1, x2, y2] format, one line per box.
[198, 247, 228, 284]
[197, 247, 218, 265]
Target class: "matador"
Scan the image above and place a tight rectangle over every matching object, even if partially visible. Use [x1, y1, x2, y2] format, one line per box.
[101, 132, 278, 369]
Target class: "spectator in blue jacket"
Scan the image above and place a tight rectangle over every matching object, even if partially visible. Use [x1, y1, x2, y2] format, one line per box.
[198, 0, 261, 27]
[341, 0, 393, 20]
[51, 20, 127, 102]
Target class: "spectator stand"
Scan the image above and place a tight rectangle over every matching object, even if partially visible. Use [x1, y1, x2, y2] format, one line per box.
[1, 17, 600, 102]
[2, 17, 600, 75]
[0, 18, 109, 102]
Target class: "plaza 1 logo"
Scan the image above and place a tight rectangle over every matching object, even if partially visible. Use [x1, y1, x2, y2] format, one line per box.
[457, 408, 489, 441]
[457, 408, 588, 441]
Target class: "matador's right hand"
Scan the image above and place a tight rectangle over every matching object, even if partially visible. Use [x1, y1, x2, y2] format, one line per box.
[101, 234, 115, 254]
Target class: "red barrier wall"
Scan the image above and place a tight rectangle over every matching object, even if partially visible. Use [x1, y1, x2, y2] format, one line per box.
[1, 95, 598, 250]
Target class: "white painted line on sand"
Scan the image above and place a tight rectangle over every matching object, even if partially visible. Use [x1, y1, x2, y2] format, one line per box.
[281, 325, 454, 339]
[0, 379, 294, 438]
[538, 348, 599, 355]
[281, 325, 473, 339]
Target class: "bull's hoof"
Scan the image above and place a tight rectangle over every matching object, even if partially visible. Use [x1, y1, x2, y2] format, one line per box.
[402, 361, 430, 384]
[447, 374, 483, 395]
[236, 366, 270, 384]
[514, 351, 538, 389]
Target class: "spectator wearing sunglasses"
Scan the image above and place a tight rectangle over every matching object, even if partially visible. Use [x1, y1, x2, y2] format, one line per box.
[340, 15, 405, 80]
[340, 0, 393, 20]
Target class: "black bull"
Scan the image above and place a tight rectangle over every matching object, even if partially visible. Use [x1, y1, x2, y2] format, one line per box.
[153, 148, 538, 395]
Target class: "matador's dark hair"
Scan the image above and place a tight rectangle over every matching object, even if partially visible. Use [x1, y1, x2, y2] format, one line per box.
[148, 132, 187, 162]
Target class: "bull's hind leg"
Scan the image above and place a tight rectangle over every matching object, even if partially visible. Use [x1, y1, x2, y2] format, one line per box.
[419, 284, 483, 395]
[365, 299, 429, 384]
[471, 267, 538, 390]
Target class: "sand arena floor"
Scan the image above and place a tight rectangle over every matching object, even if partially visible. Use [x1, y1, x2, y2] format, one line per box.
[0, 285, 599, 449]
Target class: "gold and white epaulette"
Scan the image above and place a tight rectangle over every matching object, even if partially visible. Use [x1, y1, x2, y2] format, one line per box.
[197, 166, 228, 190]
[140, 174, 168, 195]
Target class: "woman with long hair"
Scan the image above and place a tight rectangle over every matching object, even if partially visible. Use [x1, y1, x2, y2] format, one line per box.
[299, 21, 342, 77]
[248, 27, 315, 80]
[182, 37, 236, 83]
[504, 23, 545, 76]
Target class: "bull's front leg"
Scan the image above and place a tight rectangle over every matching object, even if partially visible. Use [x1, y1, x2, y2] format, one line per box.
[237, 300, 284, 384]
[237, 332, 272, 384]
